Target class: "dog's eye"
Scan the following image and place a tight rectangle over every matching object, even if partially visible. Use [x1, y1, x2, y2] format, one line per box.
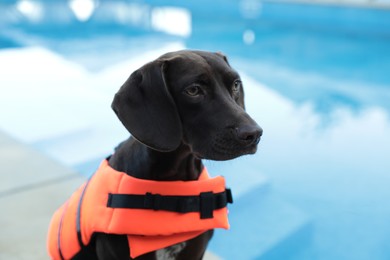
[184, 85, 201, 96]
[233, 80, 242, 93]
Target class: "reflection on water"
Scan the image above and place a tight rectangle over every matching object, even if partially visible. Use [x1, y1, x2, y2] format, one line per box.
[1, 1, 390, 259]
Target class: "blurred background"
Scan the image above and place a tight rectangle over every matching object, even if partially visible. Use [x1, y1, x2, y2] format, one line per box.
[1, 0, 390, 259]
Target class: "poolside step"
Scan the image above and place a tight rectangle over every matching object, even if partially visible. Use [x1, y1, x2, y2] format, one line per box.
[31, 126, 125, 168]
[209, 185, 312, 260]
[0, 130, 82, 196]
[29, 123, 131, 176]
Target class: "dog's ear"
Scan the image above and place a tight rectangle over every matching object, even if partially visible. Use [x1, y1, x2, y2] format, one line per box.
[215, 51, 231, 66]
[112, 60, 182, 152]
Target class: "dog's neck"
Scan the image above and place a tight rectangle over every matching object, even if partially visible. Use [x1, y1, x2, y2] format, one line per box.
[108, 137, 203, 181]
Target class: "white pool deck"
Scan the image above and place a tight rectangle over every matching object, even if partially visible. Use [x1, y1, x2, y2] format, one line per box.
[0, 131, 84, 259]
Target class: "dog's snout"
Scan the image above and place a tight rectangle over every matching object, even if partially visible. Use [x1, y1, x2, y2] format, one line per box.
[235, 125, 263, 145]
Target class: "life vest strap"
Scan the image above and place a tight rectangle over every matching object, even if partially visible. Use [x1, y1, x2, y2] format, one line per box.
[107, 188, 233, 219]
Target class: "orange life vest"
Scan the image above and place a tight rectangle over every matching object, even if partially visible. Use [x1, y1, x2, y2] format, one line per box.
[47, 159, 232, 259]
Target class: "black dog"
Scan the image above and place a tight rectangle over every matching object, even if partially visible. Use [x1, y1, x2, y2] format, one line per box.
[77, 50, 262, 259]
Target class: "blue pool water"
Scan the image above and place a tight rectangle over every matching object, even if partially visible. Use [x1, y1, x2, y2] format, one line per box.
[1, 1, 390, 259]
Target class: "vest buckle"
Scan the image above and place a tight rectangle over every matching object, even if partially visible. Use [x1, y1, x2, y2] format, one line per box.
[200, 192, 215, 219]
[145, 193, 162, 211]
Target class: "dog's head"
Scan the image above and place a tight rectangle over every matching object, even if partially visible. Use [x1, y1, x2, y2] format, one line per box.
[112, 50, 262, 160]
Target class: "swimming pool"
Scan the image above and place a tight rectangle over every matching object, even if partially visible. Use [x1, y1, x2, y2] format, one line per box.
[1, 1, 390, 259]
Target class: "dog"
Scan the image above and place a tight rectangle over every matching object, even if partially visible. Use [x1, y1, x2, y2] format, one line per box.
[48, 50, 262, 260]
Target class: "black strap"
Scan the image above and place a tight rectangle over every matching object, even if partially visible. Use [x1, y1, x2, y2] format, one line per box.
[107, 188, 233, 219]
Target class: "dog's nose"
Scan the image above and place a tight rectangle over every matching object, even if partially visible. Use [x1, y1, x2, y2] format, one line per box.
[236, 125, 263, 145]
